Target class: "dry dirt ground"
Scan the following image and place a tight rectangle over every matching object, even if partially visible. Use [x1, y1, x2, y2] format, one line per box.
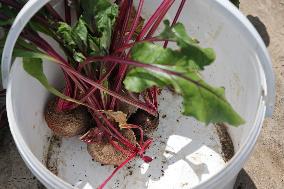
[0, 0, 283, 189]
[234, 0, 284, 189]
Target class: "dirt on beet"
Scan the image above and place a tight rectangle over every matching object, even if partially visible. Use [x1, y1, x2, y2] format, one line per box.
[87, 129, 137, 166]
[45, 99, 91, 138]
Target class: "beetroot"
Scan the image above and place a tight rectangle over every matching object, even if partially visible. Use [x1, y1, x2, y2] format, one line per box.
[128, 109, 159, 134]
[45, 99, 91, 137]
[87, 129, 137, 166]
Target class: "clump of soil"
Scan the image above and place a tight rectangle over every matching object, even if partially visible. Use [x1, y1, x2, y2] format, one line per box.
[45, 135, 62, 175]
[215, 123, 235, 162]
[128, 109, 159, 134]
[87, 129, 137, 166]
[45, 99, 91, 137]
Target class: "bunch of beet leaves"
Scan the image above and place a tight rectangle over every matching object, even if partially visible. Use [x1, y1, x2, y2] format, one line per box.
[0, 0, 244, 188]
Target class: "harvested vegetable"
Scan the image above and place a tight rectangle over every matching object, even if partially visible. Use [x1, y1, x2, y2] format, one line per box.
[0, 0, 245, 188]
[45, 98, 91, 137]
[87, 129, 137, 166]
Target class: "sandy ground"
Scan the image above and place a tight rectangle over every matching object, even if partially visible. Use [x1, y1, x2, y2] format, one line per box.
[0, 0, 283, 189]
[0, 128, 45, 189]
[234, 0, 284, 189]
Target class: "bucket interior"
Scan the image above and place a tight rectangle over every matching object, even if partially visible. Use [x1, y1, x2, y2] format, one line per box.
[8, 0, 264, 188]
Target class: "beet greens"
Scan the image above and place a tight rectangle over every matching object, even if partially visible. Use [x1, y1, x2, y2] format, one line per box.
[0, 0, 244, 188]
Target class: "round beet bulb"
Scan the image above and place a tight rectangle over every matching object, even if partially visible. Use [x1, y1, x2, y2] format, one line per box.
[128, 109, 159, 134]
[87, 129, 137, 166]
[45, 99, 91, 137]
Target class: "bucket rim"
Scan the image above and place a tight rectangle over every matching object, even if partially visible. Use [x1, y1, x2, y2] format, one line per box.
[191, 0, 273, 187]
[6, 0, 273, 188]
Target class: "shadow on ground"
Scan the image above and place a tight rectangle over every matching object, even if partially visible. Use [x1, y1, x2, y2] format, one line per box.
[247, 15, 270, 47]
[0, 128, 46, 189]
[234, 169, 257, 189]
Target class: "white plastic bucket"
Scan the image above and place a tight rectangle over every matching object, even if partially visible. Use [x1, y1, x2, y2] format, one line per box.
[1, 0, 275, 189]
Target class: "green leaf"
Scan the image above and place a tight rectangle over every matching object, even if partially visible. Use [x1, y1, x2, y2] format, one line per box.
[57, 22, 76, 49]
[57, 19, 88, 60]
[0, 46, 57, 63]
[16, 38, 42, 52]
[73, 52, 86, 62]
[81, 0, 118, 50]
[71, 18, 88, 51]
[22, 57, 84, 105]
[124, 25, 245, 126]
[28, 21, 54, 37]
[0, 18, 14, 26]
[158, 20, 215, 70]
[0, 34, 39, 52]
[131, 42, 201, 72]
[0, 6, 17, 18]
[88, 35, 100, 53]
[56, 0, 118, 57]
[13, 49, 58, 63]
[23, 58, 64, 97]
[81, 0, 118, 32]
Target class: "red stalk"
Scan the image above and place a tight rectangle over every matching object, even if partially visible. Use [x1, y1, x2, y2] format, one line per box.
[111, 1, 174, 110]
[68, 73, 103, 110]
[124, 0, 144, 43]
[109, 140, 133, 156]
[67, 67, 157, 116]
[2, 1, 190, 187]
[98, 138, 152, 189]
[145, 0, 175, 39]
[56, 74, 73, 111]
[152, 87, 158, 108]
[109, 0, 146, 109]
[143, 91, 155, 108]
[120, 0, 133, 43]
[45, 4, 64, 22]
[115, 37, 170, 53]
[81, 56, 183, 78]
[108, 1, 134, 109]
[79, 55, 219, 107]
[136, 0, 171, 41]
[111, 0, 133, 52]
[81, 116, 138, 158]
[64, 0, 71, 24]
[98, 152, 137, 189]
[108, 65, 127, 109]
[81, 99, 139, 152]
[121, 124, 145, 147]
[110, 0, 128, 52]
[142, 0, 174, 108]
[144, 0, 185, 108]
[21, 31, 67, 65]
[75, 64, 117, 107]
[152, 0, 186, 108]
[96, 111, 137, 150]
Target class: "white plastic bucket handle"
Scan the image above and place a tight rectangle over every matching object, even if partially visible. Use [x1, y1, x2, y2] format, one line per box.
[1, 0, 275, 117]
[1, 0, 51, 88]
